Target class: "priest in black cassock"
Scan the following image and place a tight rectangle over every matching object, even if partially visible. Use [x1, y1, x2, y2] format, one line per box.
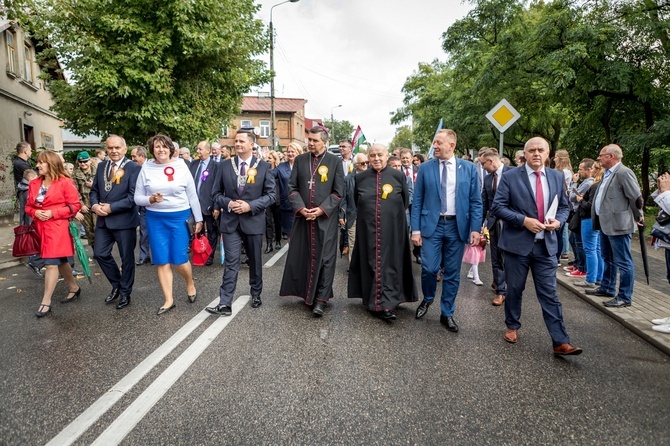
[279, 126, 345, 317]
[348, 144, 418, 320]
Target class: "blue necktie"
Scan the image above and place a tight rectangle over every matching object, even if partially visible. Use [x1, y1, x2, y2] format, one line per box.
[440, 160, 448, 214]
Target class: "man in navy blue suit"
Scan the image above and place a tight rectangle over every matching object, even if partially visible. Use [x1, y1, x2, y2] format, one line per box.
[190, 141, 220, 266]
[480, 147, 512, 306]
[206, 130, 276, 316]
[491, 137, 582, 356]
[90, 135, 141, 310]
[411, 129, 482, 332]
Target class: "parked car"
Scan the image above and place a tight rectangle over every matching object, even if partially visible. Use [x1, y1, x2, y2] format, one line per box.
[327, 145, 341, 157]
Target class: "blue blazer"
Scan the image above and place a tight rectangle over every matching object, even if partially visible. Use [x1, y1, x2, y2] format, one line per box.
[212, 156, 276, 235]
[410, 157, 482, 243]
[491, 166, 569, 256]
[90, 158, 140, 230]
[189, 158, 219, 216]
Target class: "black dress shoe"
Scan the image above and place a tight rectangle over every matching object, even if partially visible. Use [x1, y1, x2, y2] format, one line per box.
[415, 256, 422, 265]
[415, 300, 431, 319]
[381, 309, 397, 321]
[205, 259, 213, 266]
[61, 287, 81, 303]
[585, 288, 614, 297]
[24, 262, 44, 278]
[206, 304, 232, 316]
[251, 296, 262, 308]
[275, 242, 282, 250]
[157, 303, 176, 315]
[105, 288, 120, 303]
[312, 302, 325, 317]
[602, 297, 631, 308]
[440, 315, 459, 332]
[264, 245, 273, 254]
[135, 259, 150, 266]
[72, 269, 84, 276]
[116, 295, 131, 309]
[241, 256, 249, 265]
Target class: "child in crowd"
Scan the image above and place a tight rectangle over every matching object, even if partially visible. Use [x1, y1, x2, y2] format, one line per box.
[463, 227, 490, 286]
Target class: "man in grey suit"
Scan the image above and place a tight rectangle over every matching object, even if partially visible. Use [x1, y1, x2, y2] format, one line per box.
[586, 144, 643, 307]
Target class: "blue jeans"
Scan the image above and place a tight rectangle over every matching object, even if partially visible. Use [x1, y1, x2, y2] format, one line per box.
[569, 229, 584, 271]
[580, 219, 603, 284]
[600, 232, 634, 302]
[420, 219, 465, 317]
[561, 223, 570, 255]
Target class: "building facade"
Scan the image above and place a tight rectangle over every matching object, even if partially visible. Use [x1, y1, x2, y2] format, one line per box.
[0, 20, 63, 212]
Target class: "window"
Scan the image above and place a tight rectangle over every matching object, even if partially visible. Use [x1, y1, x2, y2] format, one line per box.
[221, 125, 229, 138]
[260, 120, 270, 138]
[6, 30, 17, 74]
[240, 119, 252, 129]
[24, 42, 34, 83]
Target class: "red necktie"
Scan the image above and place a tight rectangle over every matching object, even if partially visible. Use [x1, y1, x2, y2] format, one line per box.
[534, 171, 544, 222]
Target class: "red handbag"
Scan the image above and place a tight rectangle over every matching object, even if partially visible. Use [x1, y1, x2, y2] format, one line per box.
[191, 234, 213, 266]
[12, 223, 41, 257]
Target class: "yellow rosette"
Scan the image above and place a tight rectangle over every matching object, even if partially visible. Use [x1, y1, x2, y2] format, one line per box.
[318, 166, 329, 182]
[247, 167, 257, 184]
[348, 162, 353, 173]
[114, 169, 125, 184]
[381, 184, 393, 199]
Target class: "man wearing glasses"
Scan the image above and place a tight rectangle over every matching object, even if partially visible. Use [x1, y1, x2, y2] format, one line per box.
[586, 144, 643, 308]
[73, 151, 98, 249]
[339, 153, 368, 261]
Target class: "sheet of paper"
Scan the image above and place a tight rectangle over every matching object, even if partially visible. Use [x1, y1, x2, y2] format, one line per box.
[545, 196, 558, 222]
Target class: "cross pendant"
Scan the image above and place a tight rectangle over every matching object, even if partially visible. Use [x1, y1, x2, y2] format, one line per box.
[308, 179, 315, 190]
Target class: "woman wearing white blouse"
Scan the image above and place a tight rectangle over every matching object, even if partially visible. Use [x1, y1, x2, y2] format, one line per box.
[134, 134, 203, 315]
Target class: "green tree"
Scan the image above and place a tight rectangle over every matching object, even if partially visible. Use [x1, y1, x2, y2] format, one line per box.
[15, 0, 270, 146]
[324, 119, 355, 146]
[390, 125, 414, 151]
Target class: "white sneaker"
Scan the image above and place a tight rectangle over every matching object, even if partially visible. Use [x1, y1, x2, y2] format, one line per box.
[467, 271, 474, 279]
[473, 279, 483, 286]
[651, 316, 670, 325]
[652, 324, 670, 334]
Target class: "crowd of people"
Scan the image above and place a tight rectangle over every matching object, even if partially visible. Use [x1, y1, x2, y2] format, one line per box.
[11, 125, 670, 354]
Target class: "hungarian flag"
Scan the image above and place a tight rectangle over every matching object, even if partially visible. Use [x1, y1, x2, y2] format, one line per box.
[351, 125, 367, 154]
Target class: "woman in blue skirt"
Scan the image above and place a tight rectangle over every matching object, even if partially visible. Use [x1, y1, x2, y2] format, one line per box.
[135, 134, 203, 315]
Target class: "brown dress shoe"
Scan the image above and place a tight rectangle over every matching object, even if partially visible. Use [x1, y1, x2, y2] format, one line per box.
[492, 295, 506, 306]
[553, 343, 583, 356]
[504, 328, 518, 343]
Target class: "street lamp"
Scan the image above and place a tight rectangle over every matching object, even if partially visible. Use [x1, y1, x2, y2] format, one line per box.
[270, 0, 300, 150]
[330, 104, 342, 141]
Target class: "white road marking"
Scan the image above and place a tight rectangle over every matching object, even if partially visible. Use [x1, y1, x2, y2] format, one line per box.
[91, 295, 250, 445]
[264, 243, 289, 268]
[46, 297, 222, 446]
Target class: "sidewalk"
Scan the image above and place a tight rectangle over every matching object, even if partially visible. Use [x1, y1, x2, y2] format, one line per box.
[2, 212, 669, 355]
[557, 234, 670, 356]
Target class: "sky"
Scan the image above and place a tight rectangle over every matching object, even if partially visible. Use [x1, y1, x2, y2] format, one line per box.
[254, 0, 473, 145]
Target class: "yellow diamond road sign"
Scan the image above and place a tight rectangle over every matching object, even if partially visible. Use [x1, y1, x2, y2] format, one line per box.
[486, 99, 520, 133]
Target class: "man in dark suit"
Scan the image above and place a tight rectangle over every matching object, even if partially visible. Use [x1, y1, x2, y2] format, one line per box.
[586, 144, 643, 307]
[480, 147, 512, 306]
[491, 137, 582, 356]
[90, 135, 141, 310]
[206, 130, 276, 316]
[411, 129, 482, 333]
[190, 141, 220, 266]
[339, 153, 368, 262]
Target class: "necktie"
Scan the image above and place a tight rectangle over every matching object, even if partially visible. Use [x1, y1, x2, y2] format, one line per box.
[440, 160, 448, 214]
[534, 171, 544, 223]
[405, 167, 410, 177]
[238, 161, 246, 195]
[195, 161, 204, 194]
[109, 162, 117, 181]
[492, 171, 498, 196]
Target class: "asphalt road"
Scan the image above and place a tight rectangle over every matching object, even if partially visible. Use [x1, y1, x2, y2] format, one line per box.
[1, 246, 669, 445]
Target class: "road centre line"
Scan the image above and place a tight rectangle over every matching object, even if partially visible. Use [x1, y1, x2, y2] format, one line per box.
[264, 243, 289, 268]
[91, 295, 250, 445]
[46, 297, 221, 446]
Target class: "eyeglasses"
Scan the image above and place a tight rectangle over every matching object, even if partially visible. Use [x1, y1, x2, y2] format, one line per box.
[355, 161, 369, 166]
[77, 160, 89, 164]
[597, 153, 611, 159]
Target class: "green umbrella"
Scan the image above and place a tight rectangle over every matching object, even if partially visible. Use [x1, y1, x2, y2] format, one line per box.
[69, 220, 92, 284]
